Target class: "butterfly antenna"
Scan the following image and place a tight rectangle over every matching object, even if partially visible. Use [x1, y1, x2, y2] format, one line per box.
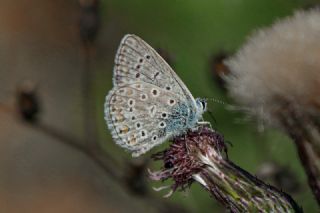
[206, 97, 228, 105]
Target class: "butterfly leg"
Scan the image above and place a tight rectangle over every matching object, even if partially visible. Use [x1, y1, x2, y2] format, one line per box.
[190, 121, 212, 135]
[197, 121, 212, 129]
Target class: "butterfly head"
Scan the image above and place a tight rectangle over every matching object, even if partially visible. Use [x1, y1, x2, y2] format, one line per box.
[195, 98, 207, 114]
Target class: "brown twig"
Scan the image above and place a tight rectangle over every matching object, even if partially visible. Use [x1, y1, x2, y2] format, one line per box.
[81, 42, 99, 149]
[79, 0, 101, 150]
[0, 102, 122, 181]
[0, 102, 190, 212]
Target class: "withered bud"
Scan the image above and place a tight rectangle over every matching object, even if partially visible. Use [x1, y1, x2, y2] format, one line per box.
[16, 81, 40, 123]
[79, 0, 100, 44]
[210, 52, 231, 89]
[225, 9, 320, 204]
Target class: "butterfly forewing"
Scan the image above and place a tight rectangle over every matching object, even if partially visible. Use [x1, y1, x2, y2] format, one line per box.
[114, 35, 194, 99]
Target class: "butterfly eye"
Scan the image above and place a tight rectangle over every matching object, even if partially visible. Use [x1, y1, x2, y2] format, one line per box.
[200, 100, 207, 110]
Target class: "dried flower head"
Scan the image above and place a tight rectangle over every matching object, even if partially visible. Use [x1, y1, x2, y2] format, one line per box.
[225, 9, 320, 204]
[149, 127, 301, 212]
[150, 127, 226, 195]
[225, 9, 320, 127]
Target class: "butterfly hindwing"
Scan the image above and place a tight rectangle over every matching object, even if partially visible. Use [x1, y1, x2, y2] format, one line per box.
[105, 82, 190, 156]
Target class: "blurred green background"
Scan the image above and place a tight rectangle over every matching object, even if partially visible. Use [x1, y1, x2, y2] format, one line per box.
[0, 0, 318, 212]
[96, 0, 318, 212]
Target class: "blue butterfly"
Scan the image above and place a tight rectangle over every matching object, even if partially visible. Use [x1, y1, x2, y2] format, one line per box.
[105, 34, 207, 157]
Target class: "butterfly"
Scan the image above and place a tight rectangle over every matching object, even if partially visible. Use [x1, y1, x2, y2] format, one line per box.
[104, 34, 207, 157]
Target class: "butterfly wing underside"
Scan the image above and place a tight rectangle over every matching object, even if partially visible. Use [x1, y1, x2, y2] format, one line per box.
[105, 34, 197, 157]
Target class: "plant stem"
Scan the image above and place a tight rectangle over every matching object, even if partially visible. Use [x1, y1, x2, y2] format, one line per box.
[276, 102, 320, 205]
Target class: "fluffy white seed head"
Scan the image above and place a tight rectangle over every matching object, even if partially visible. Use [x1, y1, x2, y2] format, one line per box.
[225, 9, 320, 127]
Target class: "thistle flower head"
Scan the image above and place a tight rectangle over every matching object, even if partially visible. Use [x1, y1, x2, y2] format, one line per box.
[225, 9, 320, 127]
[149, 127, 226, 195]
[149, 127, 301, 212]
[225, 9, 320, 204]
